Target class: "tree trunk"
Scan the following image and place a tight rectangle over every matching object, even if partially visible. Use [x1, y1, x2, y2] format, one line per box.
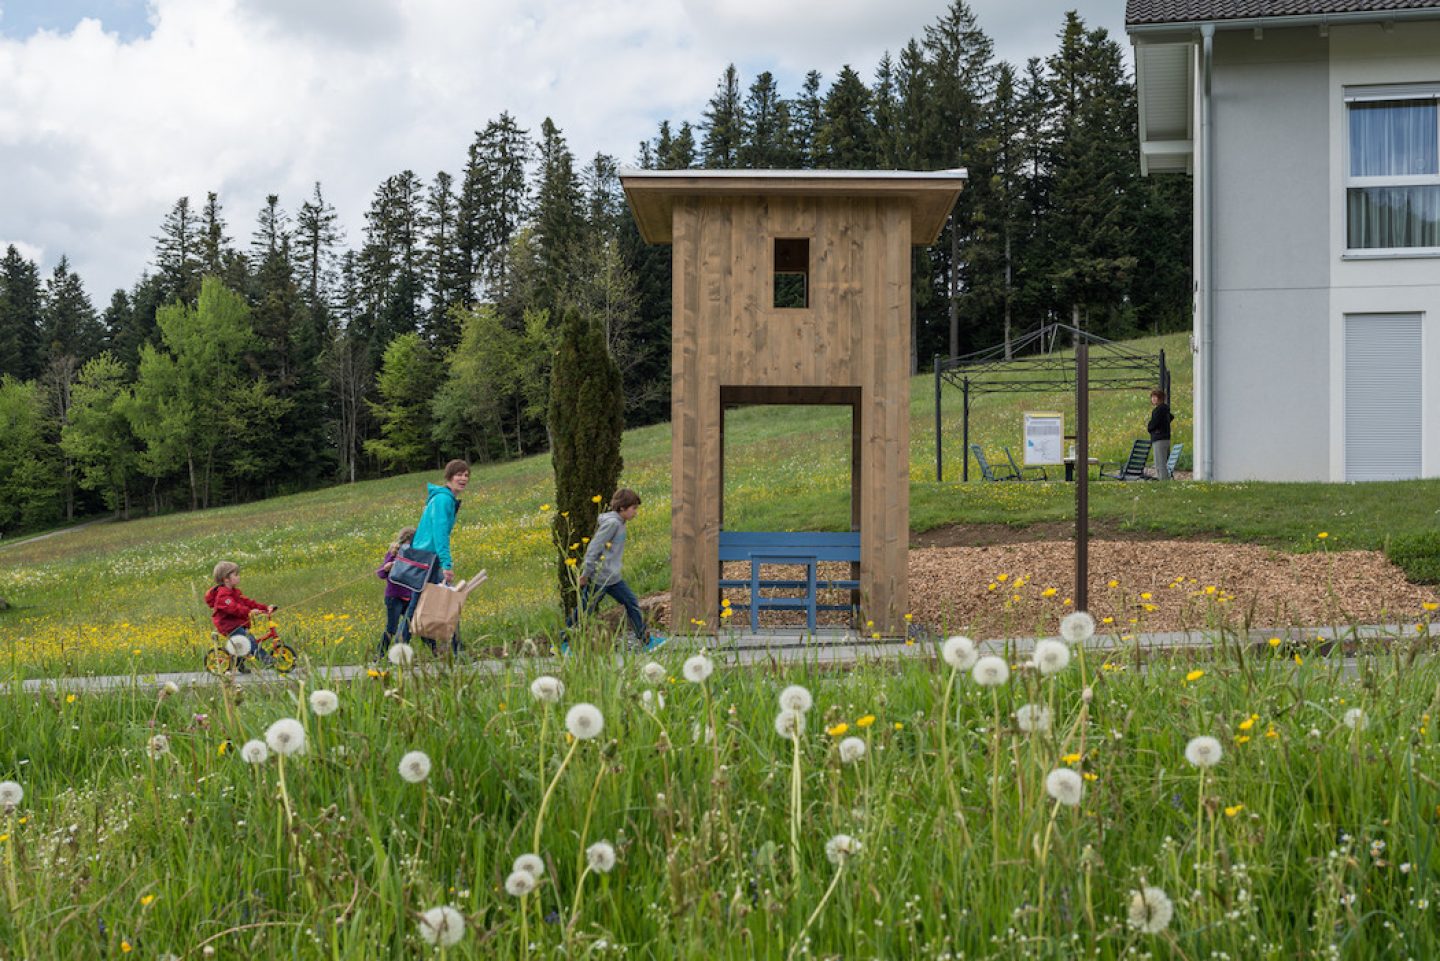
[1003, 231, 1013, 360]
[187, 451, 198, 511]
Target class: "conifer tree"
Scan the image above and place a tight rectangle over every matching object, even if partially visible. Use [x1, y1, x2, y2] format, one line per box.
[739, 71, 792, 168]
[422, 170, 465, 349]
[815, 65, 875, 169]
[701, 64, 743, 169]
[0, 245, 44, 380]
[153, 196, 201, 304]
[532, 118, 586, 315]
[457, 113, 532, 300]
[791, 71, 825, 167]
[294, 181, 342, 318]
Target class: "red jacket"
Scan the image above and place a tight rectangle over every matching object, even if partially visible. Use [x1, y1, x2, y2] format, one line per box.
[205, 585, 270, 635]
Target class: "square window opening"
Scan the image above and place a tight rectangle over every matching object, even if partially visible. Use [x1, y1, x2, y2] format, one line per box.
[774, 237, 809, 309]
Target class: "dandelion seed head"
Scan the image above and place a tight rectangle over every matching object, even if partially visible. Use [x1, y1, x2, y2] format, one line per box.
[1045, 768, 1084, 806]
[682, 654, 714, 684]
[641, 661, 666, 685]
[778, 685, 813, 713]
[399, 750, 432, 783]
[308, 690, 339, 717]
[0, 781, 22, 810]
[265, 718, 307, 756]
[1015, 704, 1053, 734]
[1184, 735, 1223, 768]
[838, 736, 866, 764]
[972, 655, 1010, 687]
[1060, 611, 1096, 644]
[641, 689, 664, 710]
[530, 675, 565, 703]
[825, 834, 861, 865]
[224, 634, 252, 658]
[565, 703, 604, 740]
[1033, 639, 1071, 675]
[417, 905, 466, 947]
[504, 870, 536, 897]
[513, 854, 545, 879]
[386, 642, 415, 666]
[240, 740, 269, 764]
[146, 734, 170, 759]
[1343, 707, 1367, 731]
[1128, 886, 1175, 934]
[159, 681, 180, 697]
[774, 708, 806, 738]
[941, 635, 978, 671]
[586, 841, 617, 873]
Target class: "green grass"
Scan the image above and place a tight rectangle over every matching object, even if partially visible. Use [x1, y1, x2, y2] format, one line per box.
[2, 332, 1438, 678]
[2, 631, 1439, 958]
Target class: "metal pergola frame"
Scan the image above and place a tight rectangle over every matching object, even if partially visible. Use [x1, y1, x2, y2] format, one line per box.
[933, 323, 1170, 482]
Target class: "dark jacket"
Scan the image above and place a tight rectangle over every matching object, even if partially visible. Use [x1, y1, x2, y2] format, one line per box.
[1147, 403, 1174, 442]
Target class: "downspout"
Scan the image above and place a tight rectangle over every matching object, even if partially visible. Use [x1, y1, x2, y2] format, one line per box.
[1199, 23, 1215, 481]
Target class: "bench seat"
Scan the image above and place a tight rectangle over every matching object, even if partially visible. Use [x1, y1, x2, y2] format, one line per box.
[718, 531, 861, 631]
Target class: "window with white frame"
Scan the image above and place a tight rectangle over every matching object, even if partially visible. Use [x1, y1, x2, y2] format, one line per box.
[1346, 84, 1440, 251]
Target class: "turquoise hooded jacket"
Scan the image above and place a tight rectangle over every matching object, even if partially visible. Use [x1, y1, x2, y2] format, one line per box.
[412, 483, 460, 572]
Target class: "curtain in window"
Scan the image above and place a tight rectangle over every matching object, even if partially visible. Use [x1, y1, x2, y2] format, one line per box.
[1349, 101, 1438, 176]
[1347, 186, 1440, 248]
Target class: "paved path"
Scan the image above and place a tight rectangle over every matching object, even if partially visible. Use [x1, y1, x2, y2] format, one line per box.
[9, 622, 1419, 695]
[0, 516, 112, 552]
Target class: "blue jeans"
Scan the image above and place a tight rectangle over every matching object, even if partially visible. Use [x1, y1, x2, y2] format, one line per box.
[565, 578, 648, 643]
[402, 560, 461, 655]
[378, 595, 412, 657]
[228, 627, 272, 665]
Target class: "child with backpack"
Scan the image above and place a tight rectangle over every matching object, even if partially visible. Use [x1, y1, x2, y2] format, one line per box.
[376, 526, 417, 659]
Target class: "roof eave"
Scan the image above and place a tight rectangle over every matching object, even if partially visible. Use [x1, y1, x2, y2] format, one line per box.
[1128, 5, 1440, 39]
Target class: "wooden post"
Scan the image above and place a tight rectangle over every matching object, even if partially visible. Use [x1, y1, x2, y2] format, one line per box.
[934, 356, 943, 482]
[1075, 342, 1089, 613]
[961, 378, 971, 483]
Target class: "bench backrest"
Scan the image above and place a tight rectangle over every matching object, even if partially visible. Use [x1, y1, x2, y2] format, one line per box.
[1167, 442, 1183, 472]
[969, 444, 999, 481]
[1122, 439, 1152, 475]
[718, 530, 861, 561]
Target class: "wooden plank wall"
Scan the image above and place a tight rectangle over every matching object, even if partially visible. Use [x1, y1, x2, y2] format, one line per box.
[670, 195, 912, 632]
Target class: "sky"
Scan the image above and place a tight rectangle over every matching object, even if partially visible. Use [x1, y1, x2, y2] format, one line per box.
[0, 0, 1127, 302]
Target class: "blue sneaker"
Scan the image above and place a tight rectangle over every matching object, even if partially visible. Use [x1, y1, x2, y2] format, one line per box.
[557, 640, 571, 657]
[642, 634, 668, 653]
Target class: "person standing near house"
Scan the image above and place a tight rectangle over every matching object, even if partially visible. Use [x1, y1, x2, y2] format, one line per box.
[406, 459, 469, 655]
[1147, 388, 1175, 480]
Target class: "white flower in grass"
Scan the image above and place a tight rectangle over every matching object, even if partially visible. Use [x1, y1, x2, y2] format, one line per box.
[504, 870, 536, 897]
[1127, 885, 1175, 934]
[224, 634, 252, 658]
[1045, 768, 1084, 807]
[1184, 735, 1223, 769]
[972, 655, 1009, 687]
[158, 680, 180, 698]
[1343, 708, 1367, 731]
[387, 642, 415, 666]
[825, 834, 860, 865]
[1015, 704, 1052, 734]
[512, 854, 545, 879]
[774, 708, 806, 738]
[0, 780, 23, 810]
[641, 690, 664, 711]
[530, 675, 565, 704]
[309, 690, 339, 716]
[264, 718, 306, 757]
[941, 635, 978, 671]
[146, 734, 171, 759]
[399, 751, 432, 783]
[778, 685, 813, 713]
[682, 654, 714, 684]
[585, 841, 617, 873]
[1033, 639, 1071, 675]
[417, 905, 466, 947]
[1060, 611, 1096, 644]
[838, 736, 866, 764]
[565, 703, 604, 740]
[240, 740, 269, 764]
[641, 661, 667, 685]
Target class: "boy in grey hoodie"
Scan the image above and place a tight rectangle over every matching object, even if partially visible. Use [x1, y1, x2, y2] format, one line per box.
[562, 488, 665, 654]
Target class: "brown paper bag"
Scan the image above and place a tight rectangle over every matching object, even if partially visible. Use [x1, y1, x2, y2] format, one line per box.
[410, 571, 487, 640]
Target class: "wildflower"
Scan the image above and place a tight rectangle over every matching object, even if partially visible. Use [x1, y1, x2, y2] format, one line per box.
[1045, 768, 1084, 806]
[838, 737, 866, 764]
[774, 709, 806, 738]
[140, 894, 156, 906]
[641, 690, 664, 711]
[682, 654, 714, 684]
[1041, 587, 1057, 597]
[997, 573, 1009, 582]
[825, 834, 861, 865]
[1015, 704, 1052, 734]
[309, 690, 339, 716]
[399, 750, 432, 783]
[1238, 715, 1257, 731]
[1184, 735, 1223, 768]
[894, 722, 904, 731]
[827, 722, 849, 737]
[565, 703, 604, 740]
[1102, 616, 1114, 625]
[1225, 804, 1245, 817]
[779, 685, 813, 713]
[146, 734, 171, 759]
[1060, 611, 1095, 644]
[387, 642, 416, 666]
[264, 718, 307, 757]
[417, 905, 466, 947]
[1268, 636, 1282, 648]
[641, 661, 666, 685]
[122, 942, 132, 953]
[941, 635, 978, 670]
[1033, 640, 1070, 675]
[530, 676, 565, 704]
[1293, 654, 1304, 666]
[224, 634, 252, 658]
[504, 870, 536, 897]
[972, 656, 1009, 687]
[1107, 578, 1119, 588]
[1424, 602, 1438, 613]
[856, 714, 876, 728]
[240, 740, 269, 764]
[591, 494, 602, 503]
[1317, 531, 1329, 539]
[159, 681, 180, 698]
[1344, 708, 1367, 731]
[565, 557, 577, 567]
[585, 841, 617, 873]
[0, 781, 22, 810]
[1185, 669, 1205, 683]
[1061, 752, 1082, 764]
[1235, 735, 1251, 744]
[513, 853, 545, 879]
[1128, 885, 1175, 934]
[66, 694, 76, 704]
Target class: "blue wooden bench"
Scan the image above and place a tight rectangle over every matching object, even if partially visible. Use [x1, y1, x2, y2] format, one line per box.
[718, 531, 861, 631]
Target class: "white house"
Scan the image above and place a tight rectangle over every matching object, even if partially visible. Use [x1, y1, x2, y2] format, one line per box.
[1128, 0, 1440, 481]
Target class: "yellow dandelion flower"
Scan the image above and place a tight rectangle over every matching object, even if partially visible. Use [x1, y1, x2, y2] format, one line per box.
[1203, 585, 1217, 595]
[988, 583, 998, 591]
[1236, 735, 1251, 744]
[856, 715, 876, 728]
[66, 694, 77, 704]
[1238, 716, 1257, 731]
[871, 632, 881, 640]
[1317, 531, 1329, 539]
[1062, 752, 1082, 764]
[893, 722, 904, 731]
[1107, 579, 1119, 588]
[1012, 594, 1022, 603]
[997, 573, 1009, 582]
[905, 638, 915, 646]
[565, 557, 577, 567]
[1082, 772, 1098, 782]
[904, 613, 913, 622]
[722, 598, 731, 607]
[720, 608, 733, 618]
[540, 503, 550, 511]
[1063, 598, 1072, 606]
[1268, 637, 1282, 648]
[1102, 616, 1114, 624]
[591, 494, 603, 503]
[132, 649, 141, 656]
[1265, 726, 1279, 739]
[1423, 602, 1438, 612]
[1140, 592, 1152, 600]
[1225, 804, 1245, 818]
[1041, 587, 1057, 597]
[140, 894, 156, 906]
[1185, 669, 1205, 682]
[1293, 654, 1303, 666]
[827, 723, 850, 737]
[1143, 603, 1158, 612]
[121, 943, 132, 954]
[0, 834, 8, 843]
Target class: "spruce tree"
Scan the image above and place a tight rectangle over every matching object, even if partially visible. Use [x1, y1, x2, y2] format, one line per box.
[739, 71, 792, 169]
[532, 118, 586, 316]
[294, 181, 343, 319]
[153, 196, 201, 304]
[548, 307, 624, 615]
[791, 71, 824, 167]
[0, 245, 44, 380]
[700, 64, 743, 169]
[422, 170, 465, 349]
[457, 113, 532, 301]
[815, 65, 876, 169]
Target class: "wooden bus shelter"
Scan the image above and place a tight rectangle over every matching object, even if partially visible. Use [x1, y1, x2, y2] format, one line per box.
[620, 169, 965, 635]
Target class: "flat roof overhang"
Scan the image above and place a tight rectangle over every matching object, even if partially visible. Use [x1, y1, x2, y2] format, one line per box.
[620, 168, 968, 246]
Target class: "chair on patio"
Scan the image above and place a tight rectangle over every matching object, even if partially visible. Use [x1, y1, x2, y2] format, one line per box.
[970, 444, 1019, 481]
[1100, 439, 1153, 481]
[1146, 442, 1184, 479]
[1003, 446, 1048, 481]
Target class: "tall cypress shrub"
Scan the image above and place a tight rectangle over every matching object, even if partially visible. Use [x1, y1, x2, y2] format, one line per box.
[549, 308, 624, 614]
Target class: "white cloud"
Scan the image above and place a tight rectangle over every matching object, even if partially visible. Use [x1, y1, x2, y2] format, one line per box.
[0, 0, 1123, 301]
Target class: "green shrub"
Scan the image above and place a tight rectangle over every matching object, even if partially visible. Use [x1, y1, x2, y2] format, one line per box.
[1386, 530, 1440, 584]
